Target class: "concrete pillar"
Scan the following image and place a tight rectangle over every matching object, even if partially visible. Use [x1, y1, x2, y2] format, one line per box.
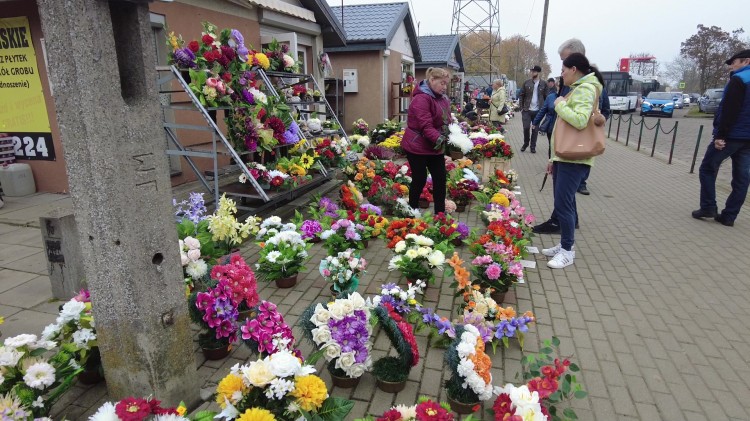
[36, 0, 199, 405]
[40, 209, 85, 300]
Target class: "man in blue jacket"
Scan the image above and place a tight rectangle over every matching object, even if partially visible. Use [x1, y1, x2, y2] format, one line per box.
[692, 49, 750, 226]
[532, 78, 559, 140]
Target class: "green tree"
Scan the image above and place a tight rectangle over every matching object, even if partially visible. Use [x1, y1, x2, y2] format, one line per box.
[680, 24, 747, 92]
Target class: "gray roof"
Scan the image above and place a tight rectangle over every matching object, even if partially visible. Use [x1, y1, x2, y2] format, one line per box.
[325, 2, 421, 60]
[416, 34, 463, 70]
[298, 0, 347, 47]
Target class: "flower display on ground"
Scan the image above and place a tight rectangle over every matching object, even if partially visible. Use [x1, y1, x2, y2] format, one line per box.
[210, 254, 260, 311]
[320, 219, 366, 255]
[387, 234, 448, 284]
[240, 301, 295, 356]
[319, 249, 368, 296]
[255, 231, 310, 282]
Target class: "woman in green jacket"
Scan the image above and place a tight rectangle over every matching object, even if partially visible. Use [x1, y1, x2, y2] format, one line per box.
[489, 79, 507, 129]
[542, 53, 604, 269]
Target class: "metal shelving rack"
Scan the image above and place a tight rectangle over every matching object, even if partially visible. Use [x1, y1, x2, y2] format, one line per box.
[156, 65, 333, 214]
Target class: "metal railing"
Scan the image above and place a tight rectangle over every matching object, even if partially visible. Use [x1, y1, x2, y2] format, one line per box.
[606, 113, 705, 172]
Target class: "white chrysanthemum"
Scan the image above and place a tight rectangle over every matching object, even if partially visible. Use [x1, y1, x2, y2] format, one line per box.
[88, 402, 117, 421]
[58, 300, 86, 323]
[267, 170, 289, 180]
[4, 334, 38, 349]
[262, 216, 282, 227]
[266, 251, 282, 263]
[0, 346, 24, 366]
[387, 256, 401, 271]
[413, 235, 434, 246]
[462, 168, 479, 182]
[185, 259, 208, 279]
[427, 250, 445, 267]
[394, 241, 406, 253]
[469, 130, 489, 139]
[154, 415, 191, 421]
[404, 249, 419, 260]
[416, 247, 430, 257]
[72, 328, 96, 349]
[23, 362, 56, 390]
[394, 404, 417, 420]
[357, 136, 370, 147]
[487, 133, 505, 140]
[40, 324, 61, 342]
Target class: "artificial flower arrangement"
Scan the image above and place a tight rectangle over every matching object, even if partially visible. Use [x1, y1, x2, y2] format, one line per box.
[304, 195, 341, 227]
[356, 396, 478, 421]
[41, 290, 101, 380]
[299, 293, 374, 383]
[443, 325, 494, 412]
[211, 338, 354, 420]
[370, 303, 419, 391]
[88, 396, 187, 421]
[465, 253, 524, 299]
[363, 144, 396, 161]
[491, 337, 587, 421]
[422, 212, 461, 246]
[348, 134, 370, 153]
[387, 234, 448, 284]
[210, 254, 260, 316]
[174, 193, 218, 285]
[318, 249, 368, 298]
[255, 230, 311, 284]
[352, 118, 369, 136]
[339, 181, 364, 211]
[205, 194, 261, 256]
[384, 218, 429, 249]
[313, 136, 349, 169]
[448, 179, 480, 207]
[382, 160, 412, 185]
[419, 180, 434, 206]
[470, 136, 513, 161]
[0, 333, 83, 417]
[256, 215, 298, 242]
[345, 204, 389, 241]
[262, 38, 301, 73]
[320, 218, 367, 255]
[312, 90, 322, 100]
[188, 279, 239, 352]
[368, 119, 402, 143]
[379, 130, 404, 153]
[447, 123, 474, 155]
[299, 218, 323, 243]
[239, 300, 296, 357]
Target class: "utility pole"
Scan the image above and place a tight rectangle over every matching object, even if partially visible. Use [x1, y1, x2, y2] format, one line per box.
[538, 0, 549, 63]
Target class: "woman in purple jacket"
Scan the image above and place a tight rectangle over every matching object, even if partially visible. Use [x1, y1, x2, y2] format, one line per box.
[401, 67, 451, 214]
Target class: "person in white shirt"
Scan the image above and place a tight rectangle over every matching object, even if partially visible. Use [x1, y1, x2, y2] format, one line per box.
[518, 65, 549, 153]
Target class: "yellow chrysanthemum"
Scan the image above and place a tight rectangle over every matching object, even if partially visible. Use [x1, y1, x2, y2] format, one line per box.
[168, 32, 179, 50]
[250, 52, 271, 70]
[237, 408, 276, 421]
[216, 373, 247, 408]
[290, 375, 328, 411]
[299, 154, 314, 169]
[491, 192, 510, 207]
[293, 164, 307, 176]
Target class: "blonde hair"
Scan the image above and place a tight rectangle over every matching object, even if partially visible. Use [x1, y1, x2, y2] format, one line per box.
[426, 67, 450, 80]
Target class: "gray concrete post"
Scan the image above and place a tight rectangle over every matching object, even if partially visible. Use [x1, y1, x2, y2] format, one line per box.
[40, 209, 86, 300]
[36, 0, 199, 405]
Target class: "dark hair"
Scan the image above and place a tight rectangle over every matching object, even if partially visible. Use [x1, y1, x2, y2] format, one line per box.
[562, 52, 604, 86]
[547, 78, 556, 83]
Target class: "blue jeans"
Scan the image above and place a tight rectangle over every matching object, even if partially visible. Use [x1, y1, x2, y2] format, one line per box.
[577, 166, 591, 190]
[553, 162, 590, 250]
[698, 140, 750, 221]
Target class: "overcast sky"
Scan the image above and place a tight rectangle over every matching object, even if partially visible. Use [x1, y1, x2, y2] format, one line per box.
[327, 0, 748, 78]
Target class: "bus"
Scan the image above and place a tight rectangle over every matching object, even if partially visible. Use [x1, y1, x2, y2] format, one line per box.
[601, 71, 643, 113]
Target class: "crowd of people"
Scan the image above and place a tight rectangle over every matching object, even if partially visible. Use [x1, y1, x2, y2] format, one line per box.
[403, 39, 750, 270]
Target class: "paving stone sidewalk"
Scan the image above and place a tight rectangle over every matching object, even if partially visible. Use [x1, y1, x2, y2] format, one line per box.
[1, 114, 749, 420]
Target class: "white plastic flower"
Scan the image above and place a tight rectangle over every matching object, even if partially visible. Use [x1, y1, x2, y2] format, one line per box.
[4, 334, 38, 349]
[0, 346, 24, 366]
[282, 54, 295, 68]
[40, 324, 61, 342]
[72, 328, 96, 349]
[311, 303, 331, 324]
[88, 402, 117, 421]
[266, 251, 282, 263]
[23, 362, 56, 389]
[335, 351, 356, 368]
[58, 300, 86, 324]
[324, 342, 342, 360]
[427, 250, 445, 267]
[242, 359, 276, 387]
[265, 377, 296, 400]
[186, 249, 201, 262]
[185, 259, 208, 279]
[183, 236, 200, 250]
[311, 327, 332, 344]
[268, 350, 302, 378]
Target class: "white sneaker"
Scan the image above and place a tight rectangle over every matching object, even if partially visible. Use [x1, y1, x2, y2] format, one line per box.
[542, 243, 575, 257]
[547, 249, 575, 269]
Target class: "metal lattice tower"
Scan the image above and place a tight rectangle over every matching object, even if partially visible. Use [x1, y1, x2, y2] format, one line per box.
[452, 0, 501, 88]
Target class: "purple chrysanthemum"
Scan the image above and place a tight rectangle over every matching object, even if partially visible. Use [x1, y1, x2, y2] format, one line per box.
[173, 47, 197, 69]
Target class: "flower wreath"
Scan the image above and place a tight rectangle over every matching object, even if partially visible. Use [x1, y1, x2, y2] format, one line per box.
[444, 325, 494, 404]
[371, 303, 418, 383]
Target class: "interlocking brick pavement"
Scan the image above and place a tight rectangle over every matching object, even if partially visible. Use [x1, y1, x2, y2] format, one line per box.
[2, 112, 750, 420]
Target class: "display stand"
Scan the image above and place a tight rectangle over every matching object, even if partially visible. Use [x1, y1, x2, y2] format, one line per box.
[391, 82, 412, 122]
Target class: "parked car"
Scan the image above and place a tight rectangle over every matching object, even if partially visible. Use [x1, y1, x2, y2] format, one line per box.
[683, 94, 691, 106]
[699, 88, 724, 114]
[671, 92, 684, 109]
[689, 93, 701, 103]
[641, 92, 676, 118]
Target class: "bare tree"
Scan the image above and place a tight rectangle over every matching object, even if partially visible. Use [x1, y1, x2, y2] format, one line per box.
[460, 33, 551, 82]
[680, 24, 747, 92]
[662, 56, 700, 92]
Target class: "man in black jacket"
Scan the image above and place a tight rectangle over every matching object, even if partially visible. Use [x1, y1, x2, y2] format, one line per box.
[518, 65, 549, 153]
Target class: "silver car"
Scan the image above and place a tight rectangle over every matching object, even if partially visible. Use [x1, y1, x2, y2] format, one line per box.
[671, 92, 684, 109]
[699, 89, 724, 114]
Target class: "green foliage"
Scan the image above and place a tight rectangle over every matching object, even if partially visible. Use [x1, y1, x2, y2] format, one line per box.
[371, 306, 413, 381]
[303, 397, 354, 421]
[443, 325, 481, 404]
[372, 357, 408, 383]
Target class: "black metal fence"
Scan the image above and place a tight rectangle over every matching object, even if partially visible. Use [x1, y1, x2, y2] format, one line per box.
[606, 113, 705, 173]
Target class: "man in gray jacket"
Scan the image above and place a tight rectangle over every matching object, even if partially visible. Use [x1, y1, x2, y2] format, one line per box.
[518, 65, 549, 153]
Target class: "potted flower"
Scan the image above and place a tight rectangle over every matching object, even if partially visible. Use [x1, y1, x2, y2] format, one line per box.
[356, 397, 462, 420]
[371, 303, 419, 393]
[352, 118, 369, 136]
[189, 280, 239, 359]
[239, 300, 295, 357]
[346, 204, 389, 242]
[210, 254, 260, 321]
[239, 162, 270, 189]
[300, 293, 373, 388]
[387, 233, 447, 285]
[256, 215, 298, 242]
[446, 122, 474, 160]
[423, 213, 460, 248]
[319, 249, 367, 299]
[467, 253, 523, 303]
[320, 218, 367, 255]
[0, 333, 83, 417]
[43, 290, 101, 384]
[255, 230, 311, 288]
[89, 397, 185, 420]
[313, 89, 322, 101]
[444, 325, 494, 414]
[212, 337, 354, 420]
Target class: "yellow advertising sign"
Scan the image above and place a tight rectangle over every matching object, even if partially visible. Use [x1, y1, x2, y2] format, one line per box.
[0, 16, 55, 161]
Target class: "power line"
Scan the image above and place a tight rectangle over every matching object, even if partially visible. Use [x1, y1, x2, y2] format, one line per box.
[524, 0, 537, 36]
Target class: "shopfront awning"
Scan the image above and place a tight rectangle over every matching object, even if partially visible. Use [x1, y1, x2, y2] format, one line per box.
[248, 0, 316, 22]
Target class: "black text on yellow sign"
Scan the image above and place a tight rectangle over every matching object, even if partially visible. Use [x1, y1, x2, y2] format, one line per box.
[0, 16, 55, 161]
